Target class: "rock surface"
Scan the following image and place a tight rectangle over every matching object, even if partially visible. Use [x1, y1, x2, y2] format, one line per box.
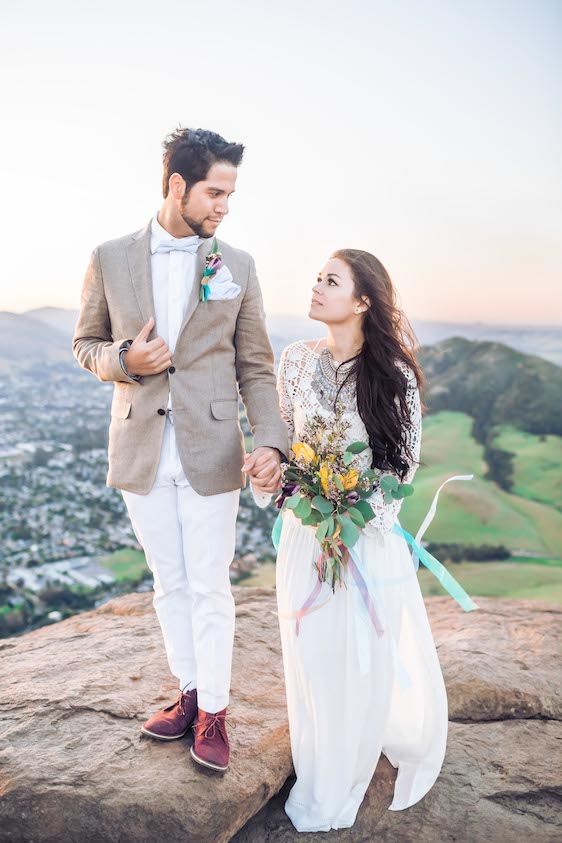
[0, 590, 561, 842]
[0, 588, 290, 843]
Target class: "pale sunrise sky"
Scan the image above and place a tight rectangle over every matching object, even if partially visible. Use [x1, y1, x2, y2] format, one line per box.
[1, 0, 561, 325]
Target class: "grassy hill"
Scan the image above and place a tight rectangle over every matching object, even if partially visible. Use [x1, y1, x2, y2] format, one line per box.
[419, 337, 562, 439]
[491, 425, 562, 511]
[399, 411, 562, 560]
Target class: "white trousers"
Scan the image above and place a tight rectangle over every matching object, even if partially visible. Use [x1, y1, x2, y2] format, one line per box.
[121, 414, 240, 713]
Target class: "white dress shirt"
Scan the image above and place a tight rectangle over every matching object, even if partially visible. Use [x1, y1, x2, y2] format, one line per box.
[149, 214, 203, 409]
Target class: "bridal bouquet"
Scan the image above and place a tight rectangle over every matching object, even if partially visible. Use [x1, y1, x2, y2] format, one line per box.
[274, 411, 414, 590]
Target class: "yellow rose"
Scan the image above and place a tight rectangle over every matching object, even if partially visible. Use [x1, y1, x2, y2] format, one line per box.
[342, 469, 360, 490]
[318, 462, 332, 495]
[292, 442, 316, 463]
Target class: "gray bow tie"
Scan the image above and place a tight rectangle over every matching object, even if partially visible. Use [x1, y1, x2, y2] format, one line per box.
[152, 237, 202, 255]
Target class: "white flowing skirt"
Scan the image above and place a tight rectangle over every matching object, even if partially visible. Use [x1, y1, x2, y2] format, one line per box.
[275, 508, 449, 833]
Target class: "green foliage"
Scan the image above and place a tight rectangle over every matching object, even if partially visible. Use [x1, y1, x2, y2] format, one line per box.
[312, 495, 334, 515]
[419, 337, 562, 439]
[345, 442, 369, 454]
[294, 496, 312, 519]
[336, 515, 360, 548]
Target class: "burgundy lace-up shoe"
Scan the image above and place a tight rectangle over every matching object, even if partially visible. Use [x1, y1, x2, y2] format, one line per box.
[190, 707, 232, 772]
[140, 687, 198, 740]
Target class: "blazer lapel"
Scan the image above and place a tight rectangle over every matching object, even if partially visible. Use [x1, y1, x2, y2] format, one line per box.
[126, 220, 155, 324]
[176, 236, 215, 341]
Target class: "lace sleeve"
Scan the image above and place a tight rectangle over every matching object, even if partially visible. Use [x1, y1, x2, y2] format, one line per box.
[364, 366, 422, 534]
[250, 344, 296, 509]
[277, 344, 295, 444]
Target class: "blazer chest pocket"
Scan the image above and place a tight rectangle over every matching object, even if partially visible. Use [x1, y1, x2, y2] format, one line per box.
[210, 399, 239, 420]
[111, 393, 132, 419]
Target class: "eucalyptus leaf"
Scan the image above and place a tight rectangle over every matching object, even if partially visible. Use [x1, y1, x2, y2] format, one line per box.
[285, 494, 301, 510]
[381, 475, 399, 491]
[312, 495, 334, 515]
[347, 506, 366, 528]
[343, 451, 354, 466]
[346, 441, 369, 454]
[316, 519, 330, 542]
[334, 474, 345, 492]
[294, 496, 312, 518]
[336, 515, 360, 548]
[353, 499, 375, 521]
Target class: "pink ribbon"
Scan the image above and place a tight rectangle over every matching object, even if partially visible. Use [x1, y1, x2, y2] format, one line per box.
[347, 549, 385, 637]
[291, 545, 385, 638]
[295, 577, 324, 636]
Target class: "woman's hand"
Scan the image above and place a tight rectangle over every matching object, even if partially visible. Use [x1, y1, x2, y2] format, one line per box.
[243, 447, 282, 494]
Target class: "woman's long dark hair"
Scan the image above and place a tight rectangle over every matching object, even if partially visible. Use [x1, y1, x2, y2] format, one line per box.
[330, 249, 426, 480]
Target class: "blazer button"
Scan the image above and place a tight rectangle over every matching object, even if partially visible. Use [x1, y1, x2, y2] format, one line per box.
[168, 366, 176, 373]
[157, 408, 166, 416]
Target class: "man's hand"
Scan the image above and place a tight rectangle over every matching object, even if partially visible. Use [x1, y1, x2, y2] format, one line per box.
[243, 447, 282, 494]
[124, 317, 172, 377]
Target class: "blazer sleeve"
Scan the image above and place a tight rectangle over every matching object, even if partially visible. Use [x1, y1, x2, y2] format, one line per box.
[235, 255, 291, 459]
[72, 247, 141, 384]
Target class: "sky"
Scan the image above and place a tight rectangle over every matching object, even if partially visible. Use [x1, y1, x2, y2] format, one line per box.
[1, 0, 561, 325]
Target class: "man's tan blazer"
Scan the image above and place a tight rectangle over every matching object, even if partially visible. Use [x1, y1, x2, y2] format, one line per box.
[72, 219, 290, 496]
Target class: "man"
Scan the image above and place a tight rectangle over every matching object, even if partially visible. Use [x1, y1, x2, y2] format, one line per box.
[72, 127, 289, 772]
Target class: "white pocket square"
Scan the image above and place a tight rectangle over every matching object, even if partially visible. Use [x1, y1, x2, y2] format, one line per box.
[207, 264, 241, 300]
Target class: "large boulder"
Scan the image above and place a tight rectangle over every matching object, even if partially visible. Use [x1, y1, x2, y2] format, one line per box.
[0, 590, 560, 842]
[234, 597, 562, 842]
[0, 588, 291, 843]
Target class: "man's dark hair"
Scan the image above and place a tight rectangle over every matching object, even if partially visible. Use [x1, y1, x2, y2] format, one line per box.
[161, 127, 245, 197]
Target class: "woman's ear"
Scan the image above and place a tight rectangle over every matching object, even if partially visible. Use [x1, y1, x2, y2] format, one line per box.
[354, 295, 370, 314]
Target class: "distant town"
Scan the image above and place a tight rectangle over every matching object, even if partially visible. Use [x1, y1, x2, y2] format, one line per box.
[0, 361, 278, 635]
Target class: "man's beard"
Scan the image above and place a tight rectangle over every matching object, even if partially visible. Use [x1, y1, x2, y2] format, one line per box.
[180, 212, 211, 238]
[180, 198, 213, 238]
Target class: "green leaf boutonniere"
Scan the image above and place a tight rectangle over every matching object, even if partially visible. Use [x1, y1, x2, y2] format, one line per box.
[200, 238, 223, 302]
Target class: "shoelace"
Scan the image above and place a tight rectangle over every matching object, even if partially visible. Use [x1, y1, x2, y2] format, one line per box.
[177, 685, 196, 717]
[195, 709, 237, 741]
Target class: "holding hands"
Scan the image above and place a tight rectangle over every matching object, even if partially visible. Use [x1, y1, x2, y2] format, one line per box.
[243, 447, 282, 496]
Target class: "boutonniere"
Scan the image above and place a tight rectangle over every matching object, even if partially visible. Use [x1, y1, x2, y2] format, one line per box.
[199, 238, 223, 302]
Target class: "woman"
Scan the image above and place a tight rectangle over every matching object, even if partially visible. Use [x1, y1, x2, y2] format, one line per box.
[249, 249, 449, 833]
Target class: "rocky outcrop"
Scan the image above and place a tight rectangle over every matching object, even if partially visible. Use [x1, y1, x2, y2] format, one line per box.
[0, 588, 290, 843]
[0, 589, 560, 842]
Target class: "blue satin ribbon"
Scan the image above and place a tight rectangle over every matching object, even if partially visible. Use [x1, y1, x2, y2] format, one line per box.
[392, 522, 478, 611]
[272, 507, 284, 551]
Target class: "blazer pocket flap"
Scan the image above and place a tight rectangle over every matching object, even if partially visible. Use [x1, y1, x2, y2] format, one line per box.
[111, 395, 132, 419]
[210, 399, 239, 420]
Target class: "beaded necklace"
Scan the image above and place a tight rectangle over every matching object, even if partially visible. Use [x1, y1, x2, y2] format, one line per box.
[311, 348, 358, 413]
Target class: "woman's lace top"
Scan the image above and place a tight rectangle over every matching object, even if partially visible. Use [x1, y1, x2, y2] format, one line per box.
[251, 340, 422, 534]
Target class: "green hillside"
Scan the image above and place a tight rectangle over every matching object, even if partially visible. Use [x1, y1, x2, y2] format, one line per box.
[491, 425, 562, 511]
[399, 411, 562, 560]
[419, 337, 562, 438]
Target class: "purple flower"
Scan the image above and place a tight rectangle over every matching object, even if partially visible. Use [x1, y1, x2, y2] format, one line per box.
[207, 255, 223, 272]
[346, 491, 360, 504]
[275, 483, 300, 509]
[283, 483, 300, 496]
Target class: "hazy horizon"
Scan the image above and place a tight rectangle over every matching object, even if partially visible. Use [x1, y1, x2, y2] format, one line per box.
[6, 303, 562, 333]
[1, 0, 561, 326]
